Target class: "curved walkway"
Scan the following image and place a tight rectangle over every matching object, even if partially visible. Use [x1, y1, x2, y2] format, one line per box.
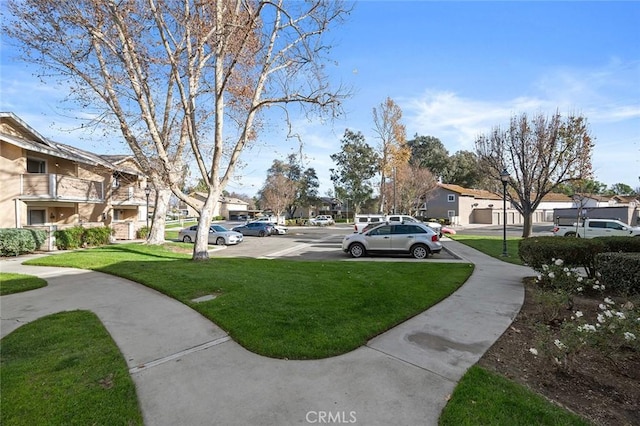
[1, 241, 533, 426]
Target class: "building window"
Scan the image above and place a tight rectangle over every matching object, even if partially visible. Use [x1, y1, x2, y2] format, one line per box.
[447, 194, 455, 202]
[447, 210, 456, 219]
[27, 158, 46, 174]
[28, 209, 46, 225]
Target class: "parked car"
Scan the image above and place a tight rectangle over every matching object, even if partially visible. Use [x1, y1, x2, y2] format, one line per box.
[248, 217, 288, 235]
[353, 214, 418, 232]
[309, 215, 334, 226]
[342, 222, 442, 259]
[178, 224, 244, 245]
[232, 222, 275, 237]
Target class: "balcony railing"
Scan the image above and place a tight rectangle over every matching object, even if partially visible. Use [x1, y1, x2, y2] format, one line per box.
[111, 186, 154, 205]
[21, 174, 104, 202]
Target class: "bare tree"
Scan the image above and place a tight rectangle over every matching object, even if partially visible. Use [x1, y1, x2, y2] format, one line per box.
[260, 173, 295, 222]
[476, 112, 594, 237]
[4, 0, 350, 260]
[372, 97, 410, 213]
[381, 163, 437, 215]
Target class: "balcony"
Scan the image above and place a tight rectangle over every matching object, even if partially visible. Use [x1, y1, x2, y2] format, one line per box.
[111, 186, 154, 206]
[21, 174, 104, 202]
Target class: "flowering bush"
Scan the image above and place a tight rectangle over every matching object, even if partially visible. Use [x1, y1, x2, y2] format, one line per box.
[529, 258, 640, 371]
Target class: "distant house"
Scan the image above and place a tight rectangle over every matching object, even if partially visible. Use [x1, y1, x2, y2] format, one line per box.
[0, 112, 152, 245]
[425, 184, 506, 226]
[554, 193, 640, 225]
[425, 184, 580, 226]
[179, 192, 249, 219]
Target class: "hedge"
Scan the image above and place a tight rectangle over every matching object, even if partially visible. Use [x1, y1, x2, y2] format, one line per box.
[519, 236, 605, 277]
[593, 236, 640, 253]
[54, 226, 111, 250]
[595, 252, 640, 296]
[0, 228, 47, 256]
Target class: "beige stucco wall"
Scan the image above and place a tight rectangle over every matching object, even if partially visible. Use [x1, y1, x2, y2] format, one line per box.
[0, 141, 23, 227]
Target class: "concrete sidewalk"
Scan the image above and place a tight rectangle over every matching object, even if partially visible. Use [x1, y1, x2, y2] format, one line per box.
[1, 241, 533, 426]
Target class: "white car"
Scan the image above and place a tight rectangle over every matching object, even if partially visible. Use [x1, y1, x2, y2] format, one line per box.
[342, 222, 442, 259]
[309, 215, 334, 226]
[178, 224, 243, 245]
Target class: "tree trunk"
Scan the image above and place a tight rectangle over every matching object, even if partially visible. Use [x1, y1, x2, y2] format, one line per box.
[147, 188, 171, 244]
[521, 209, 533, 238]
[192, 189, 220, 261]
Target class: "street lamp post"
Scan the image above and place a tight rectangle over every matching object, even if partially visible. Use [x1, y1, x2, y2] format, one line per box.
[144, 185, 151, 230]
[500, 168, 510, 257]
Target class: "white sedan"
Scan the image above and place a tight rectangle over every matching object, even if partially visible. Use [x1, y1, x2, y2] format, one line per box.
[309, 215, 334, 226]
[178, 224, 243, 245]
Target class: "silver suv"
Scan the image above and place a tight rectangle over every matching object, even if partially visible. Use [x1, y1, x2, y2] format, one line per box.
[342, 223, 442, 259]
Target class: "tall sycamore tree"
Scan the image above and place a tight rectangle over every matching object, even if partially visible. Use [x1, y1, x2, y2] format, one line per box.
[4, 0, 350, 260]
[476, 112, 594, 237]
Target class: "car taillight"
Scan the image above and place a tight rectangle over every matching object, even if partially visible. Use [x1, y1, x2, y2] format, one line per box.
[431, 235, 438, 242]
[553, 226, 559, 233]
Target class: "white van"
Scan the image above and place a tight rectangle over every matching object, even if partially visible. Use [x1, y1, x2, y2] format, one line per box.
[353, 214, 419, 232]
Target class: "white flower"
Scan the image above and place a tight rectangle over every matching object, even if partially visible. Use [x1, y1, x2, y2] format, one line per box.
[577, 276, 583, 283]
[548, 272, 555, 279]
[597, 314, 605, 323]
[605, 297, 615, 305]
[566, 272, 571, 277]
[601, 285, 605, 290]
[605, 310, 614, 318]
[576, 287, 583, 292]
[554, 339, 567, 349]
[624, 332, 636, 341]
[529, 348, 539, 356]
[593, 285, 600, 290]
[542, 264, 549, 271]
[563, 267, 569, 272]
[575, 311, 583, 318]
[599, 304, 607, 310]
[615, 312, 626, 320]
[580, 324, 597, 332]
[537, 275, 542, 281]
[596, 272, 602, 278]
[555, 259, 564, 266]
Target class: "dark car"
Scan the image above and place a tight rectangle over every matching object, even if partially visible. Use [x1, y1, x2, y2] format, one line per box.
[232, 222, 275, 237]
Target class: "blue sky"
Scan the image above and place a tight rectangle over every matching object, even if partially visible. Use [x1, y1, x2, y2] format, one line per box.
[2, 1, 639, 196]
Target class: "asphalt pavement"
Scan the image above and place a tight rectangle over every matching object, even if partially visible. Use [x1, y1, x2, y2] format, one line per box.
[1, 237, 534, 426]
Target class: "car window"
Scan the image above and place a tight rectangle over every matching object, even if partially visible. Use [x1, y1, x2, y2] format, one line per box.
[403, 216, 417, 222]
[369, 225, 392, 236]
[606, 222, 624, 230]
[370, 218, 382, 223]
[589, 222, 605, 228]
[357, 218, 368, 223]
[189, 226, 197, 231]
[212, 225, 226, 232]
[387, 216, 400, 222]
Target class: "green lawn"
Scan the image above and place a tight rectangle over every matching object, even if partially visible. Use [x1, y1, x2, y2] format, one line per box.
[24, 243, 474, 359]
[6, 241, 590, 424]
[0, 310, 143, 426]
[439, 366, 589, 426]
[451, 234, 524, 265]
[0, 273, 47, 295]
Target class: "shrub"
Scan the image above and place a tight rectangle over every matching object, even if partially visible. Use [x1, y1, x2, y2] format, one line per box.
[83, 227, 112, 246]
[136, 226, 150, 239]
[594, 236, 640, 253]
[519, 237, 605, 277]
[0, 228, 46, 256]
[595, 252, 640, 296]
[54, 226, 85, 250]
[54, 226, 111, 250]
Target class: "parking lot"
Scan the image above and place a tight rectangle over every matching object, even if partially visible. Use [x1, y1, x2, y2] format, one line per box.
[200, 222, 461, 262]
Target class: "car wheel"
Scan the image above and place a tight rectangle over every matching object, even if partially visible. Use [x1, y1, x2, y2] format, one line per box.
[349, 243, 365, 258]
[216, 237, 226, 245]
[182, 235, 192, 243]
[564, 232, 578, 238]
[411, 244, 430, 259]
[258, 230, 266, 237]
